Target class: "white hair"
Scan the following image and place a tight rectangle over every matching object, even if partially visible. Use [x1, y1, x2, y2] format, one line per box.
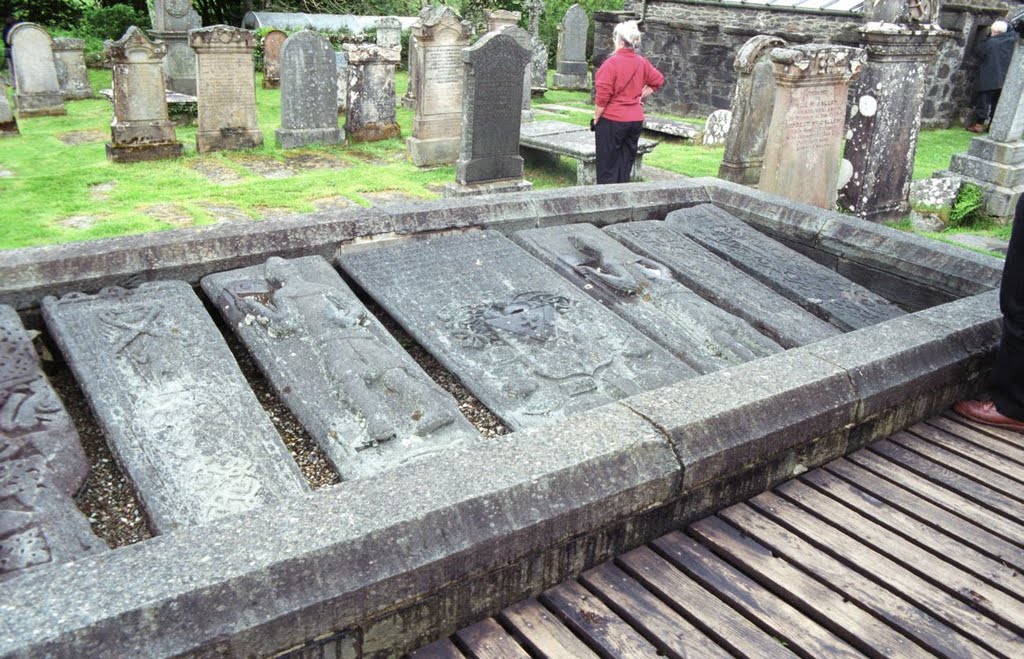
[992, 20, 1009, 35]
[613, 20, 642, 48]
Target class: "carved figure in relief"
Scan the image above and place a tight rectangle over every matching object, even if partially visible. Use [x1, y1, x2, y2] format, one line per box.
[566, 234, 671, 297]
[229, 258, 454, 445]
[0, 323, 61, 436]
[98, 303, 184, 382]
[0, 457, 52, 573]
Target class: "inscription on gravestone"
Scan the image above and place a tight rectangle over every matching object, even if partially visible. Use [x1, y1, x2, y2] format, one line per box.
[338, 231, 693, 430]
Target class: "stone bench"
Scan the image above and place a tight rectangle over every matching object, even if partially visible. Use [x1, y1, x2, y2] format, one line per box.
[520, 120, 659, 185]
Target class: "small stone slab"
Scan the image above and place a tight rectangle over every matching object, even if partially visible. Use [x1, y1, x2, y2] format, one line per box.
[642, 116, 699, 140]
[338, 231, 694, 430]
[41, 283, 309, 533]
[202, 257, 478, 480]
[666, 205, 905, 331]
[514, 224, 783, 374]
[605, 221, 839, 348]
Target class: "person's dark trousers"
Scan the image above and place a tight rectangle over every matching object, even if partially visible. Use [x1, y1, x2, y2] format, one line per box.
[990, 194, 1024, 420]
[973, 89, 1002, 125]
[595, 118, 643, 184]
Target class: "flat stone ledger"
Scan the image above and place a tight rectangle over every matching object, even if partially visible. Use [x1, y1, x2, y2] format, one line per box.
[275, 31, 342, 149]
[261, 30, 287, 89]
[0, 305, 106, 582]
[551, 4, 590, 90]
[152, 0, 202, 95]
[40, 282, 310, 534]
[344, 43, 401, 143]
[375, 16, 403, 49]
[759, 44, 865, 209]
[838, 27, 945, 223]
[51, 37, 93, 100]
[202, 257, 478, 480]
[105, 26, 183, 164]
[338, 231, 694, 431]
[514, 224, 783, 374]
[8, 23, 67, 118]
[719, 34, 788, 185]
[605, 221, 840, 349]
[0, 85, 19, 137]
[666, 204, 905, 331]
[190, 25, 264, 154]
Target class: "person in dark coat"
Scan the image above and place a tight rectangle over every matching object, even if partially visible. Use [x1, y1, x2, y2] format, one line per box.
[969, 20, 1016, 132]
[3, 16, 18, 85]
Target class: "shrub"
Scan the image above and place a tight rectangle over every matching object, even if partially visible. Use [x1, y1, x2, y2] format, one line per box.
[948, 183, 986, 229]
[81, 3, 150, 41]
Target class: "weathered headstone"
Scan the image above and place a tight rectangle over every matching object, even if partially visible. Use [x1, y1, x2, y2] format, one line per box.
[105, 27, 184, 163]
[486, 9, 520, 33]
[514, 224, 783, 374]
[0, 305, 105, 581]
[701, 109, 732, 146]
[375, 16, 403, 49]
[151, 0, 201, 95]
[0, 82, 18, 137]
[8, 23, 66, 117]
[445, 30, 533, 196]
[402, 7, 432, 110]
[605, 221, 840, 348]
[407, 6, 472, 166]
[719, 35, 787, 185]
[666, 205, 905, 331]
[190, 25, 264, 154]
[759, 44, 865, 209]
[344, 43, 401, 142]
[41, 282, 310, 533]
[202, 257, 478, 480]
[275, 31, 342, 149]
[507, 26, 536, 124]
[527, 0, 549, 92]
[261, 29, 287, 89]
[336, 51, 348, 113]
[338, 231, 693, 431]
[551, 4, 590, 90]
[51, 37, 92, 100]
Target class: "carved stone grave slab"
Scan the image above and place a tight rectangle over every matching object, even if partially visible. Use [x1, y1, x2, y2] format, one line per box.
[666, 204, 905, 331]
[514, 224, 783, 374]
[202, 257, 478, 480]
[40, 282, 309, 533]
[605, 221, 840, 348]
[338, 231, 694, 430]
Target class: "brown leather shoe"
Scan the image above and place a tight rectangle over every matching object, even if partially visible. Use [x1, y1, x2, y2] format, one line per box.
[967, 123, 986, 133]
[954, 399, 1024, 433]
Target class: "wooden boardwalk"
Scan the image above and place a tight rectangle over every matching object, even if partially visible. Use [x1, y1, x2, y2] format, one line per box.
[410, 413, 1024, 658]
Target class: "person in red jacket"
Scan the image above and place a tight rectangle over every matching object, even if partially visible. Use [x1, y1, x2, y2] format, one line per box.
[592, 20, 664, 184]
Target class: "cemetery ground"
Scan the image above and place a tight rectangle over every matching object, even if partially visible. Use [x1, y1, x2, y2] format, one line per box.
[0, 68, 1006, 255]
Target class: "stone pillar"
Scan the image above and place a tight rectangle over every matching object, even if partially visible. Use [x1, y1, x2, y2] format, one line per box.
[275, 31, 342, 149]
[526, 0, 549, 92]
[344, 43, 401, 143]
[759, 45, 865, 209]
[718, 35, 788, 186]
[51, 37, 93, 100]
[376, 17, 403, 49]
[151, 0, 201, 95]
[838, 25, 946, 223]
[8, 23, 66, 117]
[551, 3, 590, 90]
[0, 80, 19, 137]
[105, 26, 183, 163]
[190, 26, 263, 154]
[261, 30, 287, 89]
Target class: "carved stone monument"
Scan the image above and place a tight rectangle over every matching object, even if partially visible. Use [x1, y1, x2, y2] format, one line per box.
[41, 283, 310, 533]
[701, 109, 732, 146]
[190, 25, 264, 154]
[407, 6, 472, 166]
[527, 0, 549, 93]
[375, 16, 403, 49]
[275, 31, 342, 149]
[0, 82, 18, 137]
[51, 37, 93, 100]
[338, 231, 693, 430]
[8, 23, 66, 117]
[344, 43, 401, 142]
[151, 0, 201, 95]
[551, 4, 590, 90]
[202, 257, 478, 480]
[759, 44, 865, 209]
[261, 29, 287, 89]
[719, 35, 788, 185]
[486, 9, 520, 33]
[105, 27, 184, 163]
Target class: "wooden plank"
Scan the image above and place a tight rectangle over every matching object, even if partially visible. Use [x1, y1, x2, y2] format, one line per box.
[498, 598, 599, 659]
[652, 531, 867, 659]
[906, 423, 1024, 484]
[453, 618, 530, 659]
[825, 458, 1024, 571]
[539, 579, 662, 658]
[580, 561, 732, 659]
[943, 412, 1024, 450]
[616, 545, 799, 658]
[706, 505, 984, 659]
[893, 432, 1024, 501]
[802, 468, 1024, 599]
[408, 638, 467, 659]
[749, 489, 1023, 655]
[928, 416, 1024, 465]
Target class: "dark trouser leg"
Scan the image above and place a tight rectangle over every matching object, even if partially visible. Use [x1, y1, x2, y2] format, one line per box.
[974, 90, 997, 124]
[595, 119, 617, 184]
[990, 194, 1024, 420]
[614, 121, 643, 183]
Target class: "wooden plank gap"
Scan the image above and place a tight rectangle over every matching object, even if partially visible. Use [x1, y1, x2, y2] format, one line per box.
[896, 429, 1024, 497]
[928, 416, 1024, 464]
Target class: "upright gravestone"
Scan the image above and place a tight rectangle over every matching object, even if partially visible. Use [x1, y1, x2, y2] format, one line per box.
[276, 31, 342, 149]
[719, 34, 788, 185]
[375, 16, 403, 49]
[51, 37, 93, 100]
[551, 4, 590, 91]
[190, 25, 264, 154]
[261, 29, 287, 89]
[336, 51, 348, 113]
[508, 26, 536, 124]
[759, 44, 865, 209]
[445, 29, 533, 196]
[526, 0, 548, 92]
[0, 81, 18, 137]
[105, 27, 184, 163]
[407, 6, 472, 166]
[486, 9, 520, 33]
[701, 109, 732, 146]
[151, 0, 201, 95]
[8, 23, 66, 117]
[344, 43, 401, 142]
[402, 7, 432, 110]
